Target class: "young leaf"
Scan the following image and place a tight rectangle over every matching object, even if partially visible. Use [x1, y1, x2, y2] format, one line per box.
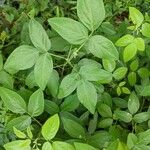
[87, 35, 119, 60]
[52, 141, 75, 150]
[34, 53, 53, 90]
[42, 114, 60, 140]
[27, 127, 33, 139]
[48, 17, 88, 45]
[28, 89, 44, 117]
[113, 67, 128, 80]
[77, 0, 105, 31]
[115, 34, 134, 47]
[58, 73, 79, 99]
[0, 87, 26, 114]
[134, 38, 145, 51]
[129, 7, 144, 27]
[123, 43, 137, 62]
[74, 142, 98, 150]
[130, 59, 139, 71]
[4, 45, 39, 74]
[42, 142, 53, 150]
[77, 80, 97, 114]
[128, 92, 139, 114]
[61, 117, 85, 139]
[4, 139, 31, 150]
[141, 23, 150, 38]
[13, 127, 26, 139]
[102, 59, 116, 72]
[29, 19, 51, 52]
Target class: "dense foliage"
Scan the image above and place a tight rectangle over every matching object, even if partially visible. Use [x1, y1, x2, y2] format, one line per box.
[0, 0, 150, 150]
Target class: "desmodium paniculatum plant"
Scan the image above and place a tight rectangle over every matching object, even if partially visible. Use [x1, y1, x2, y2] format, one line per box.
[0, 0, 150, 150]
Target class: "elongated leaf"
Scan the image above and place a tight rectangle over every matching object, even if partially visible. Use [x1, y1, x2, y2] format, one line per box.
[29, 19, 51, 52]
[28, 89, 44, 117]
[0, 87, 26, 114]
[4, 45, 39, 74]
[42, 114, 60, 140]
[77, 80, 97, 114]
[48, 17, 88, 45]
[113, 67, 128, 80]
[87, 35, 119, 60]
[52, 141, 75, 150]
[34, 53, 53, 90]
[77, 0, 105, 31]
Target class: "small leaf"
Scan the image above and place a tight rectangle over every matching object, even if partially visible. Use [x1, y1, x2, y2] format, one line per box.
[133, 112, 150, 123]
[0, 87, 26, 114]
[42, 142, 53, 150]
[138, 68, 150, 79]
[128, 92, 139, 114]
[77, 0, 105, 31]
[77, 80, 97, 114]
[13, 127, 26, 139]
[113, 67, 128, 80]
[87, 35, 119, 60]
[141, 23, 150, 38]
[127, 133, 138, 149]
[28, 89, 44, 117]
[52, 141, 75, 150]
[27, 126, 33, 139]
[48, 17, 88, 45]
[128, 72, 137, 86]
[134, 38, 145, 51]
[140, 85, 150, 96]
[123, 43, 137, 62]
[130, 59, 139, 71]
[98, 118, 113, 128]
[42, 114, 60, 140]
[4, 45, 39, 74]
[74, 142, 98, 150]
[29, 19, 51, 52]
[102, 59, 116, 72]
[34, 53, 53, 90]
[138, 129, 150, 145]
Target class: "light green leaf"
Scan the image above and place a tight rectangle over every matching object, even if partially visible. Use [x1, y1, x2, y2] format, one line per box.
[13, 127, 26, 139]
[74, 142, 98, 150]
[48, 17, 88, 45]
[77, 80, 97, 114]
[138, 129, 150, 145]
[128, 92, 139, 114]
[123, 43, 137, 62]
[128, 72, 137, 86]
[42, 114, 60, 140]
[141, 23, 150, 38]
[28, 89, 44, 117]
[34, 53, 53, 90]
[127, 133, 138, 149]
[138, 68, 150, 79]
[29, 19, 51, 52]
[27, 127, 33, 139]
[52, 141, 75, 150]
[4, 45, 39, 74]
[4, 139, 31, 150]
[129, 7, 144, 27]
[133, 112, 150, 123]
[77, 0, 105, 31]
[58, 73, 79, 99]
[42, 142, 53, 150]
[140, 85, 150, 96]
[87, 35, 119, 60]
[61, 117, 85, 139]
[134, 38, 145, 51]
[130, 59, 139, 71]
[102, 59, 116, 72]
[0, 87, 26, 114]
[113, 67, 128, 80]
[98, 118, 113, 128]
[115, 34, 134, 47]
[25, 71, 37, 88]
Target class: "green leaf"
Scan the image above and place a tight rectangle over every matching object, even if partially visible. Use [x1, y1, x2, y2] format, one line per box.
[140, 85, 150, 96]
[60, 94, 79, 112]
[0, 87, 26, 114]
[4, 45, 39, 74]
[115, 34, 134, 47]
[13, 127, 26, 139]
[134, 38, 145, 51]
[133, 112, 150, 123]
[42, 114, 60, 140]
[128, 92, 139, 114]
[47, 70, 59, 98]
[0, 53, 3, 71]
[42, 142, 53, 150]
[138, 68, 150, 79]
[77, 80, 97, 114]
[102, 59, 116, 72]
[4, 139, 31, 150]
[97, 103, 112, 118]
[48, 17, 88, 45]
[128, 72, 137, 86]
[87, 35, 119, 60]
[58, 73, 79, 99]
[138, 129, 150, 145]
[6, 115, 31, 131]
[141, 23, 150, 38]
[52, 141, 75, 150]
[129, 7, 144, 27]
[98, 118, 113, 128]
[27, 127, 33, 139]
[77, 0, 105, 31]
[61, 117, 85, 139]
[28, 89, 44, 117]
[123, 43, 137, 62]
[114, 110, 132, 123]
[29, 19, 51, 52]
[113, 67, 128, 80]
[130, 59, 139, 71]
[127, 133, 138, 149]
[34, 53, 53, 90]
[74, 142, 97, 150]
[0, 70, 14, 89]
[25, 71, 37, 88]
